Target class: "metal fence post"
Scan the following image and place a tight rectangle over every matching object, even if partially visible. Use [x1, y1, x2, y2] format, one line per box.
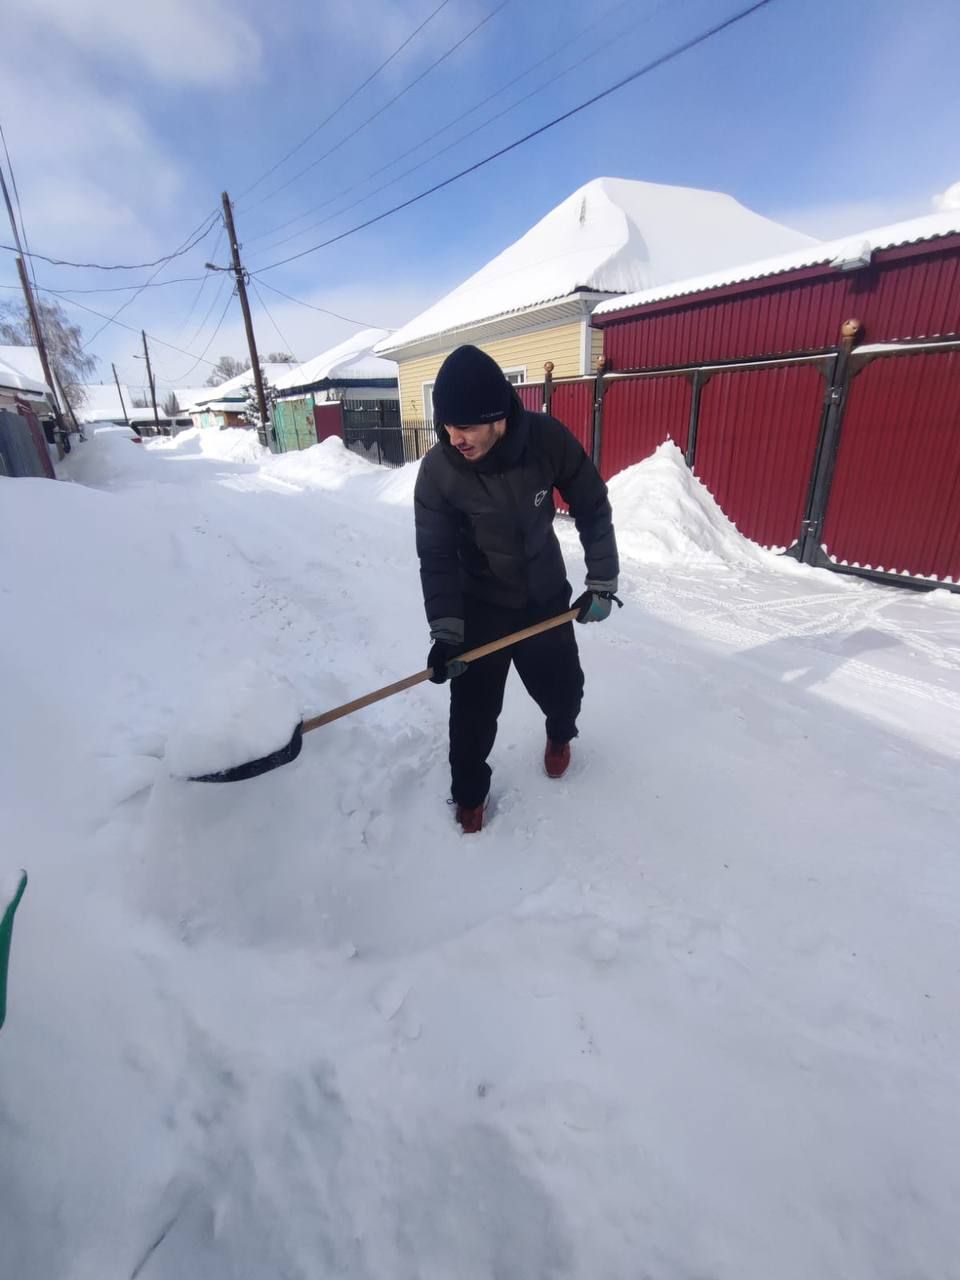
[684, 369, 706, 469]
[543, 362, 554, 417]
[798, 318, 862, 565]
[592, 356, 608, 469]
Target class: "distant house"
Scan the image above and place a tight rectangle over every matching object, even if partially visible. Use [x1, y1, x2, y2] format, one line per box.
[0, 345, 55, 477]
[270, 329, 399, 453]
[184, 362, 297, 429]
[75, 382, 134, 425]
[375, 177, 817, 424]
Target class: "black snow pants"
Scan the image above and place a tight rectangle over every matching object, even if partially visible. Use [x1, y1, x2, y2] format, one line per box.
[449, 586, 584, 807]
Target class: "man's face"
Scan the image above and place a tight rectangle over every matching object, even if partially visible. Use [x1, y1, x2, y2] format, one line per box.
[445, 418, 506, 462]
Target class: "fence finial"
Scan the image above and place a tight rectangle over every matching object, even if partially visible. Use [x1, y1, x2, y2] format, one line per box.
[840, 318, 863, 350]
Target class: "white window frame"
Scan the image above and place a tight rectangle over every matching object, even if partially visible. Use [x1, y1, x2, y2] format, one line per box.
[422, 379, 435, 425]
[502, 366, 526, 385]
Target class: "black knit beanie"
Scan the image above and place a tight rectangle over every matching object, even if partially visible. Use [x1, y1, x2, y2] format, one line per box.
[432, 345, 512, 427]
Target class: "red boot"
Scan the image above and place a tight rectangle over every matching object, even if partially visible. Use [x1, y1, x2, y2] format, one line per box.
[544, 738, 571, 779]
[456, 800, 487, 833]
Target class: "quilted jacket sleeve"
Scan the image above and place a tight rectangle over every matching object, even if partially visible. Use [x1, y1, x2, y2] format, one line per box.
[414, 453, 464, 644]
[550, 420, 620, 589]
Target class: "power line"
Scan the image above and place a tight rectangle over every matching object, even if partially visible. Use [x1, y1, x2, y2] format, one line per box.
[243, 0, 511, 214]
[245, 0, 641, 249]
[38, 274, 208, 296]
[0, 119, 40, 297]
[81, 214, 220, 348]
[156, 284, 236, 384]
[251, 0, 674, 260]
[170, 224, 225, 340]
[33, 283, 224, 367]
[254, 0, 777, 275]
[0, 209, 220, 271]
[237, 0, 455, 202]
[181, 274, 231, 353]
[250, 276, 300, 362]
[255, 279, 385, 329]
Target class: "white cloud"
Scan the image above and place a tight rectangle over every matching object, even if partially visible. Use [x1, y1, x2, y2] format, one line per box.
[933, 182, 960, 213]
[6, 0, 260, 86]
[0, 66, 184, 259]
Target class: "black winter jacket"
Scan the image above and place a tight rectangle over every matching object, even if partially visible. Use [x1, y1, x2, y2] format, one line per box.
[414, 398, 619, 640]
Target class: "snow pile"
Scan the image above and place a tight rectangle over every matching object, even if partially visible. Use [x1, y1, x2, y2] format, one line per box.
[260, 434, 385, 489]
[608, 441, 770, 567]
[3, 430, 960, 1278]
[146, 426, 268, 465]
[164, 661, 302, 778]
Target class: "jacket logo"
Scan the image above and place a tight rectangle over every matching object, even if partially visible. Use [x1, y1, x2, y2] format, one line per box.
[534, 489, 549, 507]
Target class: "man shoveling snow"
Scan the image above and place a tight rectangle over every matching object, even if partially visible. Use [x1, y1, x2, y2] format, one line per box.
[414, 345, 620, 833]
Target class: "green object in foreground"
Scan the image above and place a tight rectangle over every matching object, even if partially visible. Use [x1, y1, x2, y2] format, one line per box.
[0, 871, 27, 1031]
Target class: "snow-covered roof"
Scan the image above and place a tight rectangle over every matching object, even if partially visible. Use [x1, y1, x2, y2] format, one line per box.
[173, 387, 210, 412]
[192, 362, 298, 405]
[274, 329, 398, 393]
[0, 344, 50, 396]
[75, 382, 133, 423]
[593, 210, 960, 319]
[376, 177, 817, 354]
[191, 399, 248, 415]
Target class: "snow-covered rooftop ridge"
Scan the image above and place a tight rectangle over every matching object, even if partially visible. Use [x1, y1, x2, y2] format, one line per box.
[594, 209, 960, 318]
[75, 382, 133, 423]
[377, 178, 817, 353]
[173, 387, 210, 411]
[274, 329, 397, 392]
[0, 344, 49, 396]
[191, 362, 298, 405]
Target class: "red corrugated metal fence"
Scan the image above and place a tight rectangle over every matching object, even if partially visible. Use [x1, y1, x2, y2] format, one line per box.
[517, 383, 545, 413]
[694, 362, 827, 550]
[600, 242, 960, 371]
[821, 351, 960, 580]
[550, 379, 594, 452]
[599, 374, 690, 481]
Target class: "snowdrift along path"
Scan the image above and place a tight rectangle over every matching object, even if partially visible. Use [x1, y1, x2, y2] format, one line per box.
[1, 427, 959, 1279]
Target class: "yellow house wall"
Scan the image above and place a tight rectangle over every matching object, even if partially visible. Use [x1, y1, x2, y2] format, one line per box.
[397, 320, 585, 421]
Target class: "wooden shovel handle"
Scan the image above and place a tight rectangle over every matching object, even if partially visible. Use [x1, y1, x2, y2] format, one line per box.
[302, 608, 579, 734]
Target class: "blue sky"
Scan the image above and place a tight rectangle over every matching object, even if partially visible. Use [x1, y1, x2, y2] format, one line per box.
[1, 0, 958, 393]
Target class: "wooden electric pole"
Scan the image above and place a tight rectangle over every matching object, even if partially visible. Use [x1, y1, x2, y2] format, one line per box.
[15, 256, 68, 456]
[3, 165, 70, 458]
[112, 362, 130, 425]
[220, 190, 270, 446]
[141, 330, 161, 435]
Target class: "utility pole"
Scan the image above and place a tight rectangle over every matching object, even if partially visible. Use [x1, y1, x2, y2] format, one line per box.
[141, 330, 161, 435]
[15, 255, 67, 457]
[3, 163, 69, 456]
[112, 362, 130, 425]
[220, 190, 270, 446]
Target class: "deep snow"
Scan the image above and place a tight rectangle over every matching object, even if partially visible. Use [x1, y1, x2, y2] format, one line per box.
[1, 427, 959, 1279]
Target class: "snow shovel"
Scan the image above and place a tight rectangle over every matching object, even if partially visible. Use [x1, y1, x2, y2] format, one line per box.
[190, 607, 580, 783]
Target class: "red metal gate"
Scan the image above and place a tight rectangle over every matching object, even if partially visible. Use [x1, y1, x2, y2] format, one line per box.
[821, 350, 960, 580]
[599, 374, 691, 481]
[550, 379, 594, 453]
[694, 361, 827, 550]
[313, 401, 343, 443]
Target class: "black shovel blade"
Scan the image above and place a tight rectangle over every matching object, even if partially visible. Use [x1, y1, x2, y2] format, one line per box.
[188, 722, 304, 783]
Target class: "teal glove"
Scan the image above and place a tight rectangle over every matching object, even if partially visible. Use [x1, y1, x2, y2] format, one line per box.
[573, 589, 623, 623]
